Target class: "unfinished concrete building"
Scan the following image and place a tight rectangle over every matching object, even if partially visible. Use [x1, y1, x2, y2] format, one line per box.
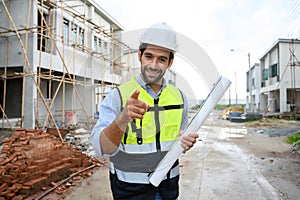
[0, 0, 136, 132]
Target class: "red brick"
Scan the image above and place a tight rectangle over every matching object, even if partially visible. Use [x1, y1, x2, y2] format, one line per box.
[0, 128, 94, 198]
[1, 175, 12, 183]
[26, 165, 38, 172]
[0, 183, 8, 193]
[32, 158, 48, 166]
[4, 192, 15, 199]
[23, 176, 48, 188]
[12, 195, 24, 200]
[19, 185, 31, 195]
[15, 128, 26, 131]
[19, 171, 30, 180]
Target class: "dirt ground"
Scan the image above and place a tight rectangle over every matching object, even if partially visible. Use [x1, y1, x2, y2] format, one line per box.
[236, 125, 300, 199]
[1, 110, 300, 199]
[187, 111, 300, 200]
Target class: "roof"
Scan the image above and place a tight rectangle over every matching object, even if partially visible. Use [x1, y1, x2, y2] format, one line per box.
[87, 0, 125, 32]
[260, 38, 300, 60]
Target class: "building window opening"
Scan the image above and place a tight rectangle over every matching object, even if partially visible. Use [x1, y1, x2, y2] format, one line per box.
[63, 18, 69, 45]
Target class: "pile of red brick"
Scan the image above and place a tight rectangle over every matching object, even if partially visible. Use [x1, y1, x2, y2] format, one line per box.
[0, 128, 92, 199]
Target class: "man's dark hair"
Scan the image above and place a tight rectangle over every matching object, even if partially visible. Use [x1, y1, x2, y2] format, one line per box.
[139, 43, 174, 64]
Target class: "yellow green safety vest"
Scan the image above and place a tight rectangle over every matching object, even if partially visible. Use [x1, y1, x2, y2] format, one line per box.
[117, 77, 184, 148]
[110, 77, 184, 173]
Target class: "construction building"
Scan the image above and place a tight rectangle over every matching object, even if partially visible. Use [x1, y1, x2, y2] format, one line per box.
[0, 0, 139, 131]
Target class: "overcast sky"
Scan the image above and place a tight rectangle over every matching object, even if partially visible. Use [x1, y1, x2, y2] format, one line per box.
[97, 0, 300, 100]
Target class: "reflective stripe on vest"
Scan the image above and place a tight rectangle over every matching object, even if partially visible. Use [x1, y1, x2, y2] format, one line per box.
[110, 77, 184, 173]
[111, 164, 180, 184]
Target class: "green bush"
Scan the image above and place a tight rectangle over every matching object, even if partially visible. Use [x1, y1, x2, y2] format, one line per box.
[215, 104, 230, 110]
[287, 132, 300, 144]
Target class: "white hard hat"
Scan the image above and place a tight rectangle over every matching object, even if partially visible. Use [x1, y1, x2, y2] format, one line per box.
[139, 22, 178, 52]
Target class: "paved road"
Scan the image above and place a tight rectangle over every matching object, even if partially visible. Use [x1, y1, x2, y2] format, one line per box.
[179, 128, 281, 200]
[179, 111, 283, 200]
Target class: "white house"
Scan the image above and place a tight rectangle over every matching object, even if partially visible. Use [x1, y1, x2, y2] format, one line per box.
[246, 63, 260, 112]
[259, 38, 300, 113]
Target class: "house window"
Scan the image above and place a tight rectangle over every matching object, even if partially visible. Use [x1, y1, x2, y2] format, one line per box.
[98, 38, 102, 51]
[263, 68, 268, 80]
[93, 36, 102, 52]
[37, 10, 49, 52]
[71, 23, 77, 44]
[94, 36, 97, 50]
[104, 41, 108, 53]
[269, 63, 278, 78]
[63, 18, 69, 45]
[79, 27, 84, 47]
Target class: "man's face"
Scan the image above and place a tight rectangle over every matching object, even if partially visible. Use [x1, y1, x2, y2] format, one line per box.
[139, 44, 173, 85]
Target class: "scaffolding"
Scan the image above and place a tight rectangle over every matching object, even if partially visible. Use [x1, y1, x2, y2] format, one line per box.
[0, 0, 136, 140]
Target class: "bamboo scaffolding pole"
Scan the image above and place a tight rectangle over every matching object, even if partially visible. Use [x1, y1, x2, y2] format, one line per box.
[0, 104, 13, 131]
[41, 0, 56, 129]
[1, 0, 64, 141]
[37, 73, 96, 86]
[43, 75, 66, 129]
[36, 0, 45, 128]
[0, 25, 39, 34]
[82, 0, 90, 120]
[59, 0, 65, 126]
[70, 15, 76, 126]
[83, 0, 87, 91]
[1, 0, 9, 129]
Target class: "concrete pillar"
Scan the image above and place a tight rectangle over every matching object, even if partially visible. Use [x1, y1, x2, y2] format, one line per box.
[23, 1, 38, 129]
[280, 87, 287, 112]
[23, 74, 37, 128]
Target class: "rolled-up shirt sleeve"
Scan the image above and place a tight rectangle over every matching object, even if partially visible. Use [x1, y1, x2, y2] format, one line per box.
[90, 88, 121, 158]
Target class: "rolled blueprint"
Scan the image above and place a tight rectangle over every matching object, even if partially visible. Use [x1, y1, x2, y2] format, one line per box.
[149, 76, 231, 187]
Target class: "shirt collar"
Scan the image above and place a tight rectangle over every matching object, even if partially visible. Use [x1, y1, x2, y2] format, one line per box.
[136, 75, 166, 89]
[136, 75, 167, 97]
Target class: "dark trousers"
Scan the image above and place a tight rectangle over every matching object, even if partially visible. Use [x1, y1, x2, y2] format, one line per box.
[109, 172, 179, 200]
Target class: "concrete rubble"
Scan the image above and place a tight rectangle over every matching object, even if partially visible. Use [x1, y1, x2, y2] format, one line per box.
[63, 128, 97, 158]
[0, 128, 101, 200]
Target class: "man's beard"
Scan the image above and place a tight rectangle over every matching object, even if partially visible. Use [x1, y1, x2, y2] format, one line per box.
[141, 65, 166, 85]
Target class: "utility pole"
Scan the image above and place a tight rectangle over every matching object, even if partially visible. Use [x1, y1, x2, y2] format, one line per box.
[230, 49, 253, 112]
[235, 70, 238, 105]
[248, 53, 253, 113]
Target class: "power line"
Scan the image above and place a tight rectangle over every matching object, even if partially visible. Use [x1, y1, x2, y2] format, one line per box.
[273, 0, 300, 37]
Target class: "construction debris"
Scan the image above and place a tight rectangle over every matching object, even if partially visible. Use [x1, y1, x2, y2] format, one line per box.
[0, 128, 95, 199]
[218, 106, 244, 120]
[291, 139, 300, 153]
[64, 128, 97, 158]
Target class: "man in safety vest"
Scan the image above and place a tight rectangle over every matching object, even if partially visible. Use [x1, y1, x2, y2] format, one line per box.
[91, 22, 199, 200]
